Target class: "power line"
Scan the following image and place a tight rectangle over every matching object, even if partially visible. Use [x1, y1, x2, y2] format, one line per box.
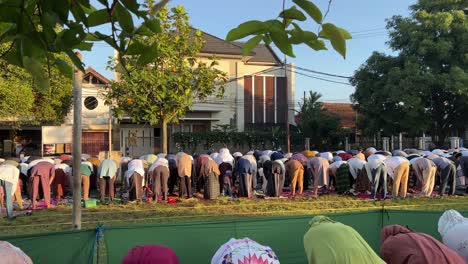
[291, 65, 351, 79]
[285, 68, 353, 86]
[350, 27, 386, 34]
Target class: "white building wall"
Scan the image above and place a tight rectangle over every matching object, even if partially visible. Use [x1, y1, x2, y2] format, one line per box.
[192, 57, 294, 132]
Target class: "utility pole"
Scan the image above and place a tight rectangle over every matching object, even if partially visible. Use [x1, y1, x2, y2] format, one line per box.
[283, 61, 291, 153]
[72, 52, 83, 230]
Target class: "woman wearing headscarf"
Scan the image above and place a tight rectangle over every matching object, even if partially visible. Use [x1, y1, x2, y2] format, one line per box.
[381, 224, 465, 264]
[236, 158, 253, 198]
[307, 157, 329, 196]
[122, 244, 179, 264]
[410, 157, 437, 197]
[269, 159, 284, 197]
[242, 155, 258, 191]
[166, 155, 178, 195]
[198, 157, 219, 199]
[384, 156, 410, 198]
[285, 159, 304, 196]
[328, 158, 346, 193]
[0, 241, 32, 264]
[54, 163, 71, 201]
[262, 160, 273, 196]
[176, 152, 193, 199]
[366, 154, 388, 199]
[438, 210, 468, 262]
[98, 159, 118, 203]
[148, 158, 170, 201]
[211, 238, 279, 264]
[126, 159, 145, 202]
[304, 216, 384, 264]
[429, 156, 457, 196]
[0, 164, 21, 218]
[29, 161, 55, 209]
[347, 157, 371, 194]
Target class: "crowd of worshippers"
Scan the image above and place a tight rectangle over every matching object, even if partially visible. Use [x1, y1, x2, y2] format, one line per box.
[2, 209, 468, 263]
[1, 146, 468, 218]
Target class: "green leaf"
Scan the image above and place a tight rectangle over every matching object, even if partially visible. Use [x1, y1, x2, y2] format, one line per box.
[136, 44, 158, 65]
[115, 3, 134, 33]
[54, 59, 73, 77]
[305, 39, 326, 50]
[269, 30, 294, 57]
[74, 41, 93, 51]
[292, 0, 323, 24]
[279, 6, 307, 21]
[143, 19, 161, 34]
[242, 35, 263, 55]
[288, 23, 305, 44]
[120, 0, 140, 14]
[87, 9, 109, 27]
[320, 23, 346, 58]
[65, 50, 85, 72]
[226, 20, 266, 41]
[126, 40, 147, 55]
[338, 27, 352, 39]
[23, 56, 50, 92]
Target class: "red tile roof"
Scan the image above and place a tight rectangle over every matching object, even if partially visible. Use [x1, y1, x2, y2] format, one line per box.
[322, 103, 356, 128]
[84, 67, 110, 84]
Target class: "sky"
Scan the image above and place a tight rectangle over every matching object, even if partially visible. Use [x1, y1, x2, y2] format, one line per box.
[81, 0, 417, 105]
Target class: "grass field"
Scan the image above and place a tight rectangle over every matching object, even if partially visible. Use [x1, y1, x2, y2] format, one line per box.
[2, 194, 468, 236]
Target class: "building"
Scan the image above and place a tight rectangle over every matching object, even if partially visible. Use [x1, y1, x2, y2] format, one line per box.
[119, 30, 296, 155]
[322, 102, 358, 142]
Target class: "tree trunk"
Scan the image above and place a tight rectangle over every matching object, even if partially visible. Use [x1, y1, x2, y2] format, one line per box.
[161, 119, 168, 153]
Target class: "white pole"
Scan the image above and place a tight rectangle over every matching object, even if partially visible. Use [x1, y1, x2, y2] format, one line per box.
[72, 52, 83, 230]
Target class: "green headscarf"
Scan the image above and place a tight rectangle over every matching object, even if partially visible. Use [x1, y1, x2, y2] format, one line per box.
[304, 216, 384, 264]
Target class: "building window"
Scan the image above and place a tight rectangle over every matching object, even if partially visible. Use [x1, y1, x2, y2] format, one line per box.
[84, 96, 98, 110]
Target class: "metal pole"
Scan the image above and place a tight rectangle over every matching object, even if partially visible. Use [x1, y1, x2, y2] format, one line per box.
[72, 52, 83, 230]
[284, 62, 290, 153]
[399, 133, 403, 150]
[108, 106, 112, 159]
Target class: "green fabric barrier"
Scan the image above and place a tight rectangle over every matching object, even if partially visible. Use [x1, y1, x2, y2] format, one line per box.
[3, 209, 467, 264]
[103, 211, 383, 264]
[0, 229, 96, 264]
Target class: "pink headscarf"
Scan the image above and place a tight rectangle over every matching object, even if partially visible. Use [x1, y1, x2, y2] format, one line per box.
[381, 225, 465, 264]
[121, 245, 179, 264]
[0, 241, 32, 264]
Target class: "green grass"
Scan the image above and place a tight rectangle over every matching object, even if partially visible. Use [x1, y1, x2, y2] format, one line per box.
[2, 194, 468, 236]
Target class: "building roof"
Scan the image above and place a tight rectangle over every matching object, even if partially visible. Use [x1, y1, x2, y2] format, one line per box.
[322, 103, 356, 129]
[233, 42, 282, 65]
[198, 30, 281, 65]
[199, 31, 251, 56]
[83, 67, 110, 84]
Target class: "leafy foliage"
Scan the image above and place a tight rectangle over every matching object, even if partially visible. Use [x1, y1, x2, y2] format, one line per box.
[351, 0, 468, 144]
[106, 6, 228, 152]
[0, 0, 164, 90]
[296, 91, 347, 149]
[226, 0, 351, 58]
[0, 43, 72, 127]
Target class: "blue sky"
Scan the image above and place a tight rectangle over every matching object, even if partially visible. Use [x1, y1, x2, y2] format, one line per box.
[81, 0, 416, 104]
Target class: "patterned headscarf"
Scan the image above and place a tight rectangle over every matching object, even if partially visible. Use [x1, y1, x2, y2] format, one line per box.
[211, 238, 280, 264]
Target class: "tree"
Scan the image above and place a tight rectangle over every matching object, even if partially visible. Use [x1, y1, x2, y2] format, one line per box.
[0, 44, 72, 128]
[351, 0, 468, 145]
[297, 91, 344, 149]
[106, 6, 227, 153]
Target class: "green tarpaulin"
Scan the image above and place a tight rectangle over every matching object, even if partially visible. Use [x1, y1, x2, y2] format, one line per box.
[2, 210, 467, 264]
[0, 229, 96, 264]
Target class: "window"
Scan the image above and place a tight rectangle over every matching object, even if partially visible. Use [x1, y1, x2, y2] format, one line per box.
[84, 96, 98, 110]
